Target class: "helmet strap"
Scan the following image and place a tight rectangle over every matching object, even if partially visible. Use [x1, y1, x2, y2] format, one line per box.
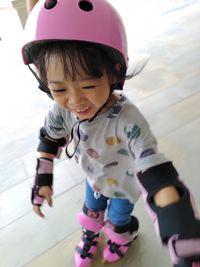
[27, 64, 53, 98]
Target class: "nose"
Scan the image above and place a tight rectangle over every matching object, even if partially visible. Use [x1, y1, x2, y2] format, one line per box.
[67, 88, 85, 107]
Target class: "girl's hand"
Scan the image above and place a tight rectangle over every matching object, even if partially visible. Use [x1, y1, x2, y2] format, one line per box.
[33, 186, 53, 218]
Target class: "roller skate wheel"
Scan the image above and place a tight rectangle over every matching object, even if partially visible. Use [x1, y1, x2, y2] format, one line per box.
[101, 258, 107, 264]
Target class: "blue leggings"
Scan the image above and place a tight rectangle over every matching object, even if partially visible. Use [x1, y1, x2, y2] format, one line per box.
[85, 181, 134, 226]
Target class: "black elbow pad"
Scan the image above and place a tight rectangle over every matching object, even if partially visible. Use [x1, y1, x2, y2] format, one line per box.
[37, 127, 66, 156]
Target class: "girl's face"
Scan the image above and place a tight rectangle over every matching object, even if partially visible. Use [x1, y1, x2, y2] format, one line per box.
[46, 55, 115, 120]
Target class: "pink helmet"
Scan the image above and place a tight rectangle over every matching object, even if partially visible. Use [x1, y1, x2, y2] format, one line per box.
[22, 0, 128, 66]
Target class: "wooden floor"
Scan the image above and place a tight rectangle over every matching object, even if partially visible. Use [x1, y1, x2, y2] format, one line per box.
[0, 2, 200, 267]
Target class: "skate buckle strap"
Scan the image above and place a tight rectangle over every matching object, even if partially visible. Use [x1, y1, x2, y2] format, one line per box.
[76, 230, 100, 259]
[82, 235, 98, 247]
[108, 239, 133, 258]
[83, 204, 102, 220]
[104, 216, 139, 234]
[76, 246, 93, 259]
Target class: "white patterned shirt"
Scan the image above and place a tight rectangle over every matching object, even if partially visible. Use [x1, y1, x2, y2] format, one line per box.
[44, 94, 168, 203]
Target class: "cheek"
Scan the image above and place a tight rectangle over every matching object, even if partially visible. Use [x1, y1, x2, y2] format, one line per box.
[92, 87, 110, 103]
[89, 93, 105, 106]
[51, 94, 66, 107]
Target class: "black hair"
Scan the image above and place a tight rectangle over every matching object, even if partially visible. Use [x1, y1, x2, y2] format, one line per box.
[29, 41, 127, 91]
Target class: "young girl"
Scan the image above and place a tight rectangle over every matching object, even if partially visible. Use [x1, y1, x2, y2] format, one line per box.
[22, 1, 200, 267]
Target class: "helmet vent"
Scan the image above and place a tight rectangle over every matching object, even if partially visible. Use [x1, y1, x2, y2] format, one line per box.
[44, 0, 57, 9]
[79, 0, 93, 12]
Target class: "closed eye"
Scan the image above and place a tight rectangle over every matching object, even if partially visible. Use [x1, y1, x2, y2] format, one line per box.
[52, 88, 66, 93]
[82, 85, 96, 89]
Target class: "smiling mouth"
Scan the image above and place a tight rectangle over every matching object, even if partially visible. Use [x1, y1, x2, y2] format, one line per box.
[74, 107, 90, 113]
[72, 106, 92, 117]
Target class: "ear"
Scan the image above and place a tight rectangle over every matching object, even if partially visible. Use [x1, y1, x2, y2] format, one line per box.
[115, 63, 121, 72]
[109, 63, 121, 84]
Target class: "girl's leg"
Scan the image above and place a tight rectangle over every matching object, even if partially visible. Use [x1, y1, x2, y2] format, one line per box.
[102, 198, 139, 263]
[75, 180, 108, 267]
[108, 198, 134, 225]
[85, 180, 108, 211]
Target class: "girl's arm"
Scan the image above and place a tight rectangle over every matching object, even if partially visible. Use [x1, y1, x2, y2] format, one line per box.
[26, 0, 38, 14]
[137, 162, 200, 267]
[32, 128, 67, 218]
[39, 152, 56, 160]
[153, 185, 180, 207]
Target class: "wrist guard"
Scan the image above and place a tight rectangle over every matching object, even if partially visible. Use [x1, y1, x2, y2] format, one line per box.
[37, 127, 66, 157]
[31, 157, 53, 206]
[137, 161, 200, 267]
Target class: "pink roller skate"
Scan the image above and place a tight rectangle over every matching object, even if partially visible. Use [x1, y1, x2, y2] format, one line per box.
[102, 216, 139, 263]
[75, 204, 105, 267]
